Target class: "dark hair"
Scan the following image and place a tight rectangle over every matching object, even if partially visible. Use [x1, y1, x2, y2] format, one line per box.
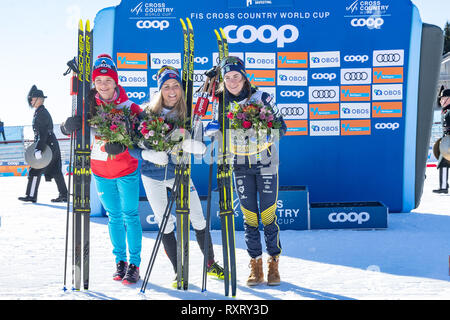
[216, 75, 253, 101]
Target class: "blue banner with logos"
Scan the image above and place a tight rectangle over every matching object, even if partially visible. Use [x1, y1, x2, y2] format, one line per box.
[93, 0, 424, 213]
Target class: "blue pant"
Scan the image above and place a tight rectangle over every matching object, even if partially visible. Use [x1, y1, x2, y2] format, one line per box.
[93, 169, 142, 266]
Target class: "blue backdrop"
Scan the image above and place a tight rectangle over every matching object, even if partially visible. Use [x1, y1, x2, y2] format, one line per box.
[92, 0, 424, 213]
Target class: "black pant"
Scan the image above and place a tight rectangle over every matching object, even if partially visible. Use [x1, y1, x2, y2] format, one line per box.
[438, 167, 449, 190]
[26, 167, 67, 200]
[234, 164, 282, 259]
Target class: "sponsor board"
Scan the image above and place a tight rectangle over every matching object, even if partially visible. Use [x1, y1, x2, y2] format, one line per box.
[277, 52, 308, 68]
[118, 70, 148, 87]
[372, 101, 403, 118]
[340, 85, 371, 101]
[117, 52, 148, 69]
[341, 119, 371, 135]
[285, 120, 308, 135]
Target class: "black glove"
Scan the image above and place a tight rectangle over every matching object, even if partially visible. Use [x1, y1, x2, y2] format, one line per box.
[61, 115, 82, 134]
[104, 142, 126, 155]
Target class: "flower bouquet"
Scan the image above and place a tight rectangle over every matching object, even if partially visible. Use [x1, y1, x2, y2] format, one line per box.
[227, 101, 282, 155]
[136, 112, 183, 152]
[88, 103, 139, 148]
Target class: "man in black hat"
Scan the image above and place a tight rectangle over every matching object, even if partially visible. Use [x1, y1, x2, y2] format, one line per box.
[18, 85, 68, 203]
[433, 87, 450, 194]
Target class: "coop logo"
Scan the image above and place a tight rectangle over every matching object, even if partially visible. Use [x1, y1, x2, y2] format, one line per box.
[245, 52, 275, 69]
[372, 84, 403, 100]
[309, 51, 340, 68]
[118, 71, 148, 87]
[136, 19, 170, 30]
[127, 91, 146, 100]
[277, 70, 307, 86]
[311, 72, 337, 81]
[309, 120, 340, 136]
[150, 53, 181, 69]
[194, 57, 208, 65]
[374, 122, 400, 130]
[223, 24, 299, 48]
[350, 17, 384, 29]
[280, 90, 305, 99]
[343, 55, 369, 63]
[328, 211, 370, 224]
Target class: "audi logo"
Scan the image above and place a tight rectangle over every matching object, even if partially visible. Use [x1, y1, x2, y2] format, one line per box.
[193, 73, 206, 82]
[376, 53, 401, 63]
[279, 106, 305, 116]
[343, 72, 369, 81]
[311, 90, 336, 99]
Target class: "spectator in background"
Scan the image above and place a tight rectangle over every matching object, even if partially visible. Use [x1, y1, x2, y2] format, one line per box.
[0, 118, 6, 142]
[433, 88, 450, 194]
[18, 85, 68, 203]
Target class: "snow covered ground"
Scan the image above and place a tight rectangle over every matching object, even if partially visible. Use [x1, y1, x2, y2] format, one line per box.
[0, 166, 449, 300]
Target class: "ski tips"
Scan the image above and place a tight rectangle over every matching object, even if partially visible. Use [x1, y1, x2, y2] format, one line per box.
[85, 20, 90, 32]
[78, 19, 83, 30]
[186, 17, 193, 29]
[179, 18, 187, 29]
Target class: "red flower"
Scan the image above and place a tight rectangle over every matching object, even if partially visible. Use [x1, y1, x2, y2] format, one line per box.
[110, 124, 118, 131]
[227, 112, 234, 119]
[242, 121, 252, 129]
[267, 122, 273, 128]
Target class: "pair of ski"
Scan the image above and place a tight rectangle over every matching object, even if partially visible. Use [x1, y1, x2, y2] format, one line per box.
[140, 21, 237, 297]
[140, 17, 194, 293]
[63, 20, 93, 292]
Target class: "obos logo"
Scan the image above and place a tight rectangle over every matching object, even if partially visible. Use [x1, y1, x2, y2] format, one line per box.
[136, 20, 170, 30]
[150, 53, 181, 69]
[328, 211, 370, 224]
[309, 120, 340, 136]
[372, 84, 403, 100]
[118, 71, 148, 87]
[277, 70, 307, 86]
[223, 24, 299, 48]
[350, 17, 384, 29]
[245, 52, 275, 69]
[309, 51, 340, 68]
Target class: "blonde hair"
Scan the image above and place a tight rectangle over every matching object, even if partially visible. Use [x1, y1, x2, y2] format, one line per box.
[142, 90, 187, 121]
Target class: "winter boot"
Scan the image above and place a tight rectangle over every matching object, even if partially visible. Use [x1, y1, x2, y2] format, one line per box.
[122, 264, 140, 285]
[113, 261, 128, 281]
[267, 256, 280, 286]
[432, 188, 448, 194]
[207, 261, 225, 280]
[247, 257, 264, 286]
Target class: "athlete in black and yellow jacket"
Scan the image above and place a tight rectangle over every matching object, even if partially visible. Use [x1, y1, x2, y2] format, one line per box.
[214, 57, 287, 286]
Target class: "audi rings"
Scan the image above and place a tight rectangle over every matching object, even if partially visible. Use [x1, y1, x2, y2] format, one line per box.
[311, 89, 337, 99]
